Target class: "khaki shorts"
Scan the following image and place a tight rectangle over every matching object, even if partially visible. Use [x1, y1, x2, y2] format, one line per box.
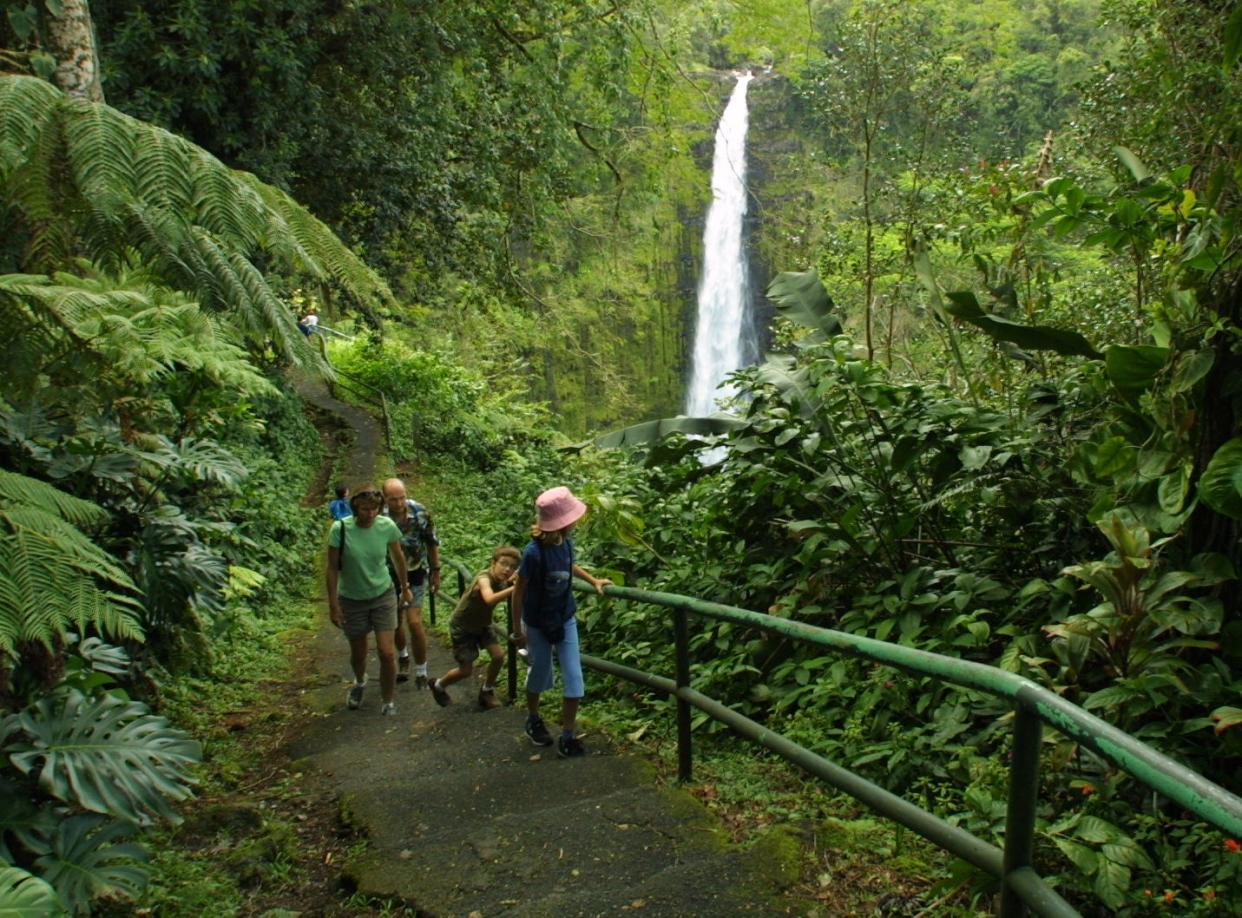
[450, 623, 501, 667]
[341, 592, 398, 640]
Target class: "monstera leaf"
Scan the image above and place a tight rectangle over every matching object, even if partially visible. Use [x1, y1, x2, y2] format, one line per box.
[34, 815, 147, 916]
[5, 691, 200, 825]
[0, 865, 64, 917]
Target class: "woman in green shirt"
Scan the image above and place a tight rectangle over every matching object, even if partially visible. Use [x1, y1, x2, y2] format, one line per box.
[326, 485, 413, 716]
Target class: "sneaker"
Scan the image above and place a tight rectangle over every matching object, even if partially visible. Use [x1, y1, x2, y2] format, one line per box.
[346, 682, 365, 710]
[478, 689, 502, 710]
[380, 701, 397, 716]
[557, 734, 586, 759]
[415, 674, 428, 690]
[397, 655, 411, 683]
[429, 680, 451, 707]
[525, 716, 553, 747]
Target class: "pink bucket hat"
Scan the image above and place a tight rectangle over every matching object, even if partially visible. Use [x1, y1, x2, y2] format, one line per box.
[536, 486, 588, 532]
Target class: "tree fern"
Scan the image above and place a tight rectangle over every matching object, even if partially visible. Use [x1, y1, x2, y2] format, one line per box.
[0, 272, 278, 397]
[0, 74, 395, 366]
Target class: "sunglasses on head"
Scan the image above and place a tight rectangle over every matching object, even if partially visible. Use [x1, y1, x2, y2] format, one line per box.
[351, 490, 383, 503]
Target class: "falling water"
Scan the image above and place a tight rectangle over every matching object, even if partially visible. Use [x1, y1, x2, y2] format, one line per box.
[686, 72, 755, 418]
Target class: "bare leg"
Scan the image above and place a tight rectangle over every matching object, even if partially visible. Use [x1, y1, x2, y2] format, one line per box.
[407, 605, 428, 666]
[561, 696, 581, 734]
[348, 635, 370, 683]
[437, 662, 474, 688]
[484, 645, 504, 686]
[526, 691, 541, 719]
[375, 629, 397, 703]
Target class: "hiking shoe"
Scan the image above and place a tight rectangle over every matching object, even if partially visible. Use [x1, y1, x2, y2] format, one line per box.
[346, 682, 365, 710]
[525, 716, 553, 747]
[415, 674, 428, 690]
[429, 680, 451, 707]
[380, 701, 397, 716]
[397, 655, 411, 683]
[557, 734, 586, 759]
[478, 689, 502, 710]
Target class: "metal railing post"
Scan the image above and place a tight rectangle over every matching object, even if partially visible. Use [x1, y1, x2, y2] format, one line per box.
[674, 606, 692, 782]
[428, 587, 436, 626]
[1001, 704, 1043, 918]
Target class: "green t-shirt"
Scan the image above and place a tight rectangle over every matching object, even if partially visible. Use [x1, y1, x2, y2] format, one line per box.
[330, 516, 401, 600]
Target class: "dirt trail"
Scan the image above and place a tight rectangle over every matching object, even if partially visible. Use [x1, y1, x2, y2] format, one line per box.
[285, 372, 798, 916]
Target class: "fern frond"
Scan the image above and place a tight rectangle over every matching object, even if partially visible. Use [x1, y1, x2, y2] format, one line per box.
[0, 530, 143, 655]
[0, 468, 109, 527]
[130, 127, 195, 217]
[226, 248, 321, 368]
[0, 506, 136, 591]
[63, 100, 138, 201]
[0, 75, 61, 178]
[243, 174, 396, 314]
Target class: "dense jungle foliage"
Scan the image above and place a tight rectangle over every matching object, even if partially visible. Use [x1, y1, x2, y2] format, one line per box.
[2, 0, 1242, 914]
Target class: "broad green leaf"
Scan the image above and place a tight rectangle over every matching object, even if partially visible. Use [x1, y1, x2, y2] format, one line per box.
[1105, 345, 1168, 403]
[1225, 1, 1242, 69]
[1053, 837, 1098, 873]
[1210, 706, 1242, 734]
[0, 865, 64, 917]
[34, 814, 147, 916]
[940, 293, 1101, 359]
[1197, 437, 1242, 520]
[7, 691, 200, 825]
[1170, 349, 1214, 394]
[1092, 858, 1130, 909]
[766, 271, 841, 341]
[959, 445, 992, 470]
[1092, 437, 1133, 479]
[591, 414, 744, 449]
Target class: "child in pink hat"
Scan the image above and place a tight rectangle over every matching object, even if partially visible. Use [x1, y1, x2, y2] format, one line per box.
[510, 486, 612, 757]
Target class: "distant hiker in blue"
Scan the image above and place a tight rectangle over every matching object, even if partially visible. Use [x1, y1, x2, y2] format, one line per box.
[326, 484, 412, 717]
[329, 484, 352, 521]
[511, 486, 611, 758]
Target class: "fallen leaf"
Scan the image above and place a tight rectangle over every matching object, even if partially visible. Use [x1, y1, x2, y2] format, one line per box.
[626, 725, 648, 742]
[529, 754, 542, 762]
[399, 849, 414, 860]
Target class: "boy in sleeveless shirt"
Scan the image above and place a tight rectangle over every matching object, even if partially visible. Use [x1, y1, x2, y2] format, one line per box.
[428, 546, 519, 709]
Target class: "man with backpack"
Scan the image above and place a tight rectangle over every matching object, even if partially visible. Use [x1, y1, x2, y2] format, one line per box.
[382, 477, 441, 687]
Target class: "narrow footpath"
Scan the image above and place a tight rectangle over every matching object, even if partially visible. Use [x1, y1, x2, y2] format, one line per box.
[288, 373, 796, 916]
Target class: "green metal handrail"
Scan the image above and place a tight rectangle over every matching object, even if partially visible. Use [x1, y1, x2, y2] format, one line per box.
[439, 558, 1242, 917]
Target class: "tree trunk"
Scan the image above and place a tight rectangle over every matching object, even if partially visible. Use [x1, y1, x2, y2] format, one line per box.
[44, 0, 105, 104]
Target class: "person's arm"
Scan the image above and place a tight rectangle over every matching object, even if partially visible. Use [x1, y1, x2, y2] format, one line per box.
[573, 564, 612, 595]
[427, 540, 442, 595]
[478, 574, 516, 607]
[510, 573, 526, 647]
[326, 540, 342, 628]
[388, 540, 413, 606]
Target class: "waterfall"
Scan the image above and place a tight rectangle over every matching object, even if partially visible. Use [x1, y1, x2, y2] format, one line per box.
[686, 72, 754, 418]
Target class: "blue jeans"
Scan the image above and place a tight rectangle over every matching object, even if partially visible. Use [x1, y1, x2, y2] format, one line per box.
[524, 617, 584, 698]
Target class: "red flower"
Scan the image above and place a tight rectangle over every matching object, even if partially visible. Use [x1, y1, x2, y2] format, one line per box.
[1204, 889, 1217, 900]
[1080, 783, 1095, 796]
[1163, 890, 1177, 903]
[1226, 838, 1241, 853]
